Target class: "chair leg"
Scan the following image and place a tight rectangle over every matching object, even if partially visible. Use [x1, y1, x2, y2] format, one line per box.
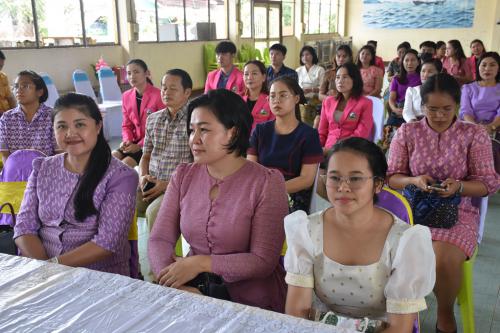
[457, 259, 475, 333]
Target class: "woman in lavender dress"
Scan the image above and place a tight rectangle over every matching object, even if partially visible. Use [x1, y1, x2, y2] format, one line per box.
[0, 70, 58, 163]
[387, 73, 499, 333]
[460, 52, 500, 173]
[14, 93, 138, 276]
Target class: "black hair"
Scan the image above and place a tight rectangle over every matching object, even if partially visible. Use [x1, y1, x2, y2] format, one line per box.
[470, 39, 486, 55]
[127, 59, 153, 85]
[367, 40, 378, 48]
[17, 70, 48, 103]
[215, 41, 237, 55]
[52, 93, 111, 222]
[269, 76, 305, 121]
[447, 40, 467, 61]
[397, 42, 409, 51]
[396, 49, 420, 85]
[165, 68, 193, 90]
[327, 137, 387, 203]
[334, 44, 353, 67]
[400, 41, 411, 50]
[419, 41, 437, 51]
[244, 60, 268, 94]
[335, 62, 364, 99]
[187, 89, 252, 157]
[269, 43, 287, 56]
[356, 45, 376, 68]
[421, 58, 443, 73]
[0, 50, 5, 60]
[299, 45, 319, 65]
[436, 41, 446, 49]
[420, 73, 461, 106]
[476, 51, 500, 83]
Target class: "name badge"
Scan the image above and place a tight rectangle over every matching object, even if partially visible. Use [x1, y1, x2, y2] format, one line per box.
[231, 86, 238, 93]
[259, 109, 268, 116]
[348, 112, 357, 120]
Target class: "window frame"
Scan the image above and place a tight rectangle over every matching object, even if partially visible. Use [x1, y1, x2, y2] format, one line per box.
[0, 0, 120, 49]
[137, 0, 230, 44]
[302, 0, 338, 35]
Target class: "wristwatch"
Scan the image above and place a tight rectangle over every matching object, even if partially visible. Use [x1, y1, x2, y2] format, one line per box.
[457, 181, 464, 195]
[47, 257, 59, 264]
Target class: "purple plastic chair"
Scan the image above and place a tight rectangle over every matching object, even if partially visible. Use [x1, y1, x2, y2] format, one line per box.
[376, 187, 419, 333]
[0, 150, 46, 226]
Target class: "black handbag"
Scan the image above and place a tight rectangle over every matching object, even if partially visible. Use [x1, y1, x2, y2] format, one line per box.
[403, 184, 461, 229]
[186, 272, 231, 301]
[0, 203, 17, 255]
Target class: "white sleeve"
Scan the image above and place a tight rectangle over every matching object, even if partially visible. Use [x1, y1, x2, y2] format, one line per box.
[402, 87, 416, 123]
[284, 210, 315, 288]
[385, 225, 436, 314]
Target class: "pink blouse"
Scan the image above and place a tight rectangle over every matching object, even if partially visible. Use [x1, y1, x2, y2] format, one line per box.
[148, 161, 289, 312]
[360, 66, 383, 96]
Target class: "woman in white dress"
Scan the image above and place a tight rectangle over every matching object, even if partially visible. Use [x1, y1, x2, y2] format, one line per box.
[402, 58, 443, 123]
[284, 137, 435, 332]
[296, 45, 325, 127]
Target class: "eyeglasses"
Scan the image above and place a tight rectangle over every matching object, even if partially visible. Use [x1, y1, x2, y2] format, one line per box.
[11, 83, 34, 91]
[325, 175, 378, 190]
[268, 92, 294, 103]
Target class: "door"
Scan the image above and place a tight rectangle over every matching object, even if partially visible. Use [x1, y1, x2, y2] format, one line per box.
[253, 1, 282, 56]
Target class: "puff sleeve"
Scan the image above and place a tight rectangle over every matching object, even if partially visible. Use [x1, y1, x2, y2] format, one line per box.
[384, 225, 436, 314]
[284, 210, 315, 288]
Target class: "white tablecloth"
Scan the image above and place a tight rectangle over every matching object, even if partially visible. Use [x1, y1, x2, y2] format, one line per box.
[0, 254, 351, 333]
[99, 101, 123, 140]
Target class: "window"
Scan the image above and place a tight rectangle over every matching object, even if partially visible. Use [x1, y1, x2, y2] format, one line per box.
[136, 0, 228, 42]
[0, 0, 119, 48]
[303, 0, 337, 34]
[282, 0, 294, 36]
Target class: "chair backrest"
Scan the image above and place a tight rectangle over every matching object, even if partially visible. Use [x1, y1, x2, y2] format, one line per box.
[376, 186, 413, 225]
[471, 196, 489, 243]
[0, 149, 46, 182]
[366, 96, 385, 143]
[39, 72, 59, 108]
[72, 69, 97, 101]
[98, 67, 122, 102]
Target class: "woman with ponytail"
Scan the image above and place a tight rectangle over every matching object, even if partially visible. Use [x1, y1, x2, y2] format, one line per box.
[14, 93, 138, 276]
[113, 59, 164, 167]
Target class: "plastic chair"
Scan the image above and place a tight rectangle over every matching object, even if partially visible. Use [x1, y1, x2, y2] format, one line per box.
[263, 47, 271, 66]
[98, 67, 122, 102]
[72, 69, 97, 101]
[0, 149, 46, 226]
[203, 43, 217, 75]
[39, 72, 59, 108]
[366, 96, 385, 144]
[457, 196, 489, 333]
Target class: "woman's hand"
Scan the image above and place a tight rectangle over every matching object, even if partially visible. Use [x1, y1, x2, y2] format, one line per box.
[411, 175, 435, 191]
[122, 143, 141, 154]
[157, 256, 210, 289]
[439, 178, 461, 197]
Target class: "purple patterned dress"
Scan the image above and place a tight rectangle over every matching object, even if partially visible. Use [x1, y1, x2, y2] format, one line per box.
[14, 154, 139, 275]
[388, 119, 500, 257]
[0, 103, 57, 156]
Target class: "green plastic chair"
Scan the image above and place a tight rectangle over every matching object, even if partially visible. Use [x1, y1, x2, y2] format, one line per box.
[203, 43, 217, 75]
[456, 196, 489, 333]
[263, 47, 271, 66]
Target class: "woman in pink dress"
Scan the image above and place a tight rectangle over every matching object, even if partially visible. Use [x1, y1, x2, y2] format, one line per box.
[467, 39, 486, 81]
[148, 89, 289, 312]
[442, 40, 472, 86]
[356, 45, 384, 97]
[387, 73, 499, 333]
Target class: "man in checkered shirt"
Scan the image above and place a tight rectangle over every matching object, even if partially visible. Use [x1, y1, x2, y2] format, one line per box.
[137, 69, 193, 231]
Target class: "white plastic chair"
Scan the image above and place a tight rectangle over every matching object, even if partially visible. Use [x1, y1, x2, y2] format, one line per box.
[72, 69, 97, 101]
[366, 96, 385, 143]
[39, 72, 59, 108]
[98, 66, 122, 102]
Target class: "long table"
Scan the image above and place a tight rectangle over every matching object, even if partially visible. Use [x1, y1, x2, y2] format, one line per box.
[0, 254, 351, 332]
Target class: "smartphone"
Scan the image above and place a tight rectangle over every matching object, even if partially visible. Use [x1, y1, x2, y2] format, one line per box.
[427, 183, 446, 192]
[142, 181, 155, 192]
